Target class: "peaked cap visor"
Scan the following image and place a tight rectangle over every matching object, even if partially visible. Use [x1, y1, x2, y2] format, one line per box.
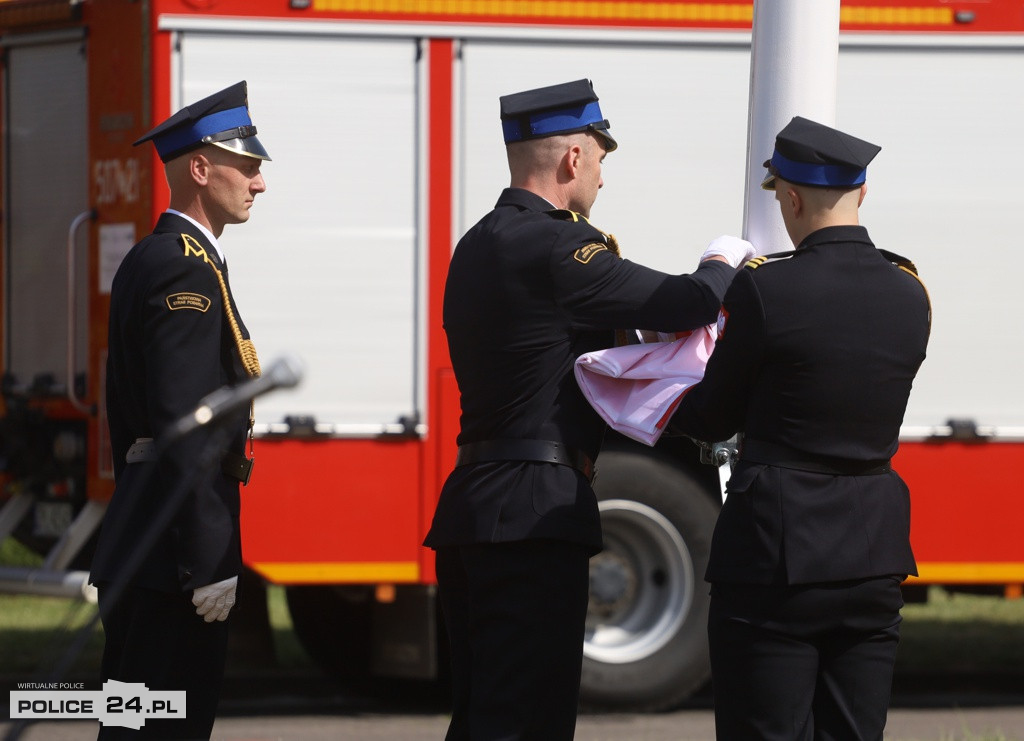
[133, 81, 271, 163]
[209, 135, 272, 161]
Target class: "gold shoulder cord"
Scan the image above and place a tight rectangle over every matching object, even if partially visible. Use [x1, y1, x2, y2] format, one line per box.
[547, 209, 626, 342]
[598, 228, 621, 257]
[894, 263, 933, 338]
[548, 209, 622, 257]
[548, 210, 627, 342]
[575, 212, 621, 257]
[181, 233, 261, 460]
[877, 248, 931, 335]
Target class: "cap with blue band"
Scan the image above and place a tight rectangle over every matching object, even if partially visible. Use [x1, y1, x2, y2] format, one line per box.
[151, 106, 253, 161]
[767, 151, 867, 189]
[502, 100, 608, 143]
[761, 116, 879, 190]
[134, 80, 271, 163]
[500, 78, 617, 152]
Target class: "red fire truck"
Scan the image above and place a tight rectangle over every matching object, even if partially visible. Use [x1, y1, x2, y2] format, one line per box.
[2, 0, 1022, 710]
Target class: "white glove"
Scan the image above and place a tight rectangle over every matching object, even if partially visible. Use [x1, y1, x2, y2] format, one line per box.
[192, 575, 238, 623]
[700, 235, 757, 269]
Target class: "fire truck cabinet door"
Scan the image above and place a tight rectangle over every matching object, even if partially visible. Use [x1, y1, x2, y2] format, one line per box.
[177, 33, 421, 434]
[837, 42, 1024, 430]
[4, 34, 90, 395]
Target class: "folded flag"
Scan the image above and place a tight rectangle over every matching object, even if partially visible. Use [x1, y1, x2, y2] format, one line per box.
[575, 324, 717, 446]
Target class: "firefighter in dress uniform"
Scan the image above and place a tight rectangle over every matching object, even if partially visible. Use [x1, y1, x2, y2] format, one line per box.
[89, 81, 269, 741]
[424, 78, 755, 740]
[671, 117, 931, 739]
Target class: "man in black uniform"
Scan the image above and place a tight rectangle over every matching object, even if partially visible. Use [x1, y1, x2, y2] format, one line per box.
[90, 81, 269, 740]
[671, 116, 931, 739]
[424, 78, 754, 740]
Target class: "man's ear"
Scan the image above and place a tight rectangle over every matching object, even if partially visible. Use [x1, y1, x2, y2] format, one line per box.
[858, 184, 867, 207]
[564, 143, 583, 179]
[787, 187, 802, 219]
[189, 153, 211, 186]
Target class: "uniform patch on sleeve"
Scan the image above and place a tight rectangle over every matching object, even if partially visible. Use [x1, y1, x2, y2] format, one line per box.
[573, 243, 609, 264]
[166, 292, 212, 312]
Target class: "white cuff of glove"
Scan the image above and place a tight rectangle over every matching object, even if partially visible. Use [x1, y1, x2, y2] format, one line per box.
[700, 235, 757, 269]
[192, 575, 238, 623]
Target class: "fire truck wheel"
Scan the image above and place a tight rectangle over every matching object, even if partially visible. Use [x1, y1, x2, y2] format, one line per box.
[285, 585, 374, 680]
[581, 446, 718, 711]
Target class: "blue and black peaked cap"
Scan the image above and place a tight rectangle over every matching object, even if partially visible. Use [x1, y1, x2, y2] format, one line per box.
[500, 78, 617, 152]
[761, 116, 879, 190]
[134, 80, 271, 164]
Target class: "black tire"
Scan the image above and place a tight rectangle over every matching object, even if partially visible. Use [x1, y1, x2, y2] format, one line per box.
[285, 584, 374, 680]
[581, 445, 719, 711]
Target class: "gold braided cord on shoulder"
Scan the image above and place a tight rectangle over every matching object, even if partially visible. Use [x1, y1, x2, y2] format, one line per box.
[180, 233, 261, 378]
[576, 213, 621, 257]
[548, 209, 621, 257]
[898, 265, 933, 334]
[879, 248, 931, 334]
[599, 229, 621, 257]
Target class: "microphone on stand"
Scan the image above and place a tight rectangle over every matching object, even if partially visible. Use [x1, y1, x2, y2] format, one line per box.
[167, 354, 304, 441]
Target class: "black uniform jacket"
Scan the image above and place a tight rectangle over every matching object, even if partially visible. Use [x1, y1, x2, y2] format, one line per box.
[425, 188, 735, 553]
[91, 212, 251, 593]
[672, 225, 930, 585]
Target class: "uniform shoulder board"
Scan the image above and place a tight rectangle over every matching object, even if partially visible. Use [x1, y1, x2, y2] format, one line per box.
[878, 248, 918, 275]
[880, 248, 931, 323]
[179, 233, 213, 265]
[547, 209, 621, 257]
[546, 208, 585, 223]
[744, 250, 795, 270]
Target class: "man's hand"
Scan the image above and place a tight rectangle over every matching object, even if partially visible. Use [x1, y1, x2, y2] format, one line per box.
[192, 575, 238, 623]
[700, 235, 757, 269]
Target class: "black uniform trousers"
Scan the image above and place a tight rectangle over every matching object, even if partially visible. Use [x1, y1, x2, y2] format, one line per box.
[435, 540, 591, 741]
[97, 585, 229, 740]
[708, 576, 904, 741]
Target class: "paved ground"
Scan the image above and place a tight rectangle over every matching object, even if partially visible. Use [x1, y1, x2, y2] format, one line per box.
[4, 705, 1024, 741]
[6, 679, 1024, 741]
[6, 662, 1024, 741]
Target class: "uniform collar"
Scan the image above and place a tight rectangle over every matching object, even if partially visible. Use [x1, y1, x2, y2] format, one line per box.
[796, 224, 873, 251]
[155, 211, 225, 267]
[496, 187, 558, 213]
[165, 209, 225, 263]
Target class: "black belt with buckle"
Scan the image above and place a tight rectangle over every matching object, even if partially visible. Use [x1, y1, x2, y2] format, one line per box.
[741, 439, 891, 476]
[455, 439, 595, 482]
[125, 438, 254, 485]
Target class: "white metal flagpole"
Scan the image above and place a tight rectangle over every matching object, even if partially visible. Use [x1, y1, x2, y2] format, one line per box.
[742, 0, 842, 255]
[717, 0, 842, 502]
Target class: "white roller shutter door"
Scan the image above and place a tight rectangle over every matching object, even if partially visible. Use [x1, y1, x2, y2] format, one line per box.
[178, 33, 422, 432]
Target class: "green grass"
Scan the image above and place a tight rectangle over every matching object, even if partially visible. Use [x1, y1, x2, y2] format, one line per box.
[0, 536, 43, 567]
[898, 586, 1024, 674]
[3, 583, 1022, 677]
[2, 535, 1023, 685]
[930, 729, 1015, 741]
[0, 585, 310, 680]
[0, 593, 104, 678]
[264, 583, 314, 671]
[0, 559, 1022, 740]
[0, 537, 311, 680]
